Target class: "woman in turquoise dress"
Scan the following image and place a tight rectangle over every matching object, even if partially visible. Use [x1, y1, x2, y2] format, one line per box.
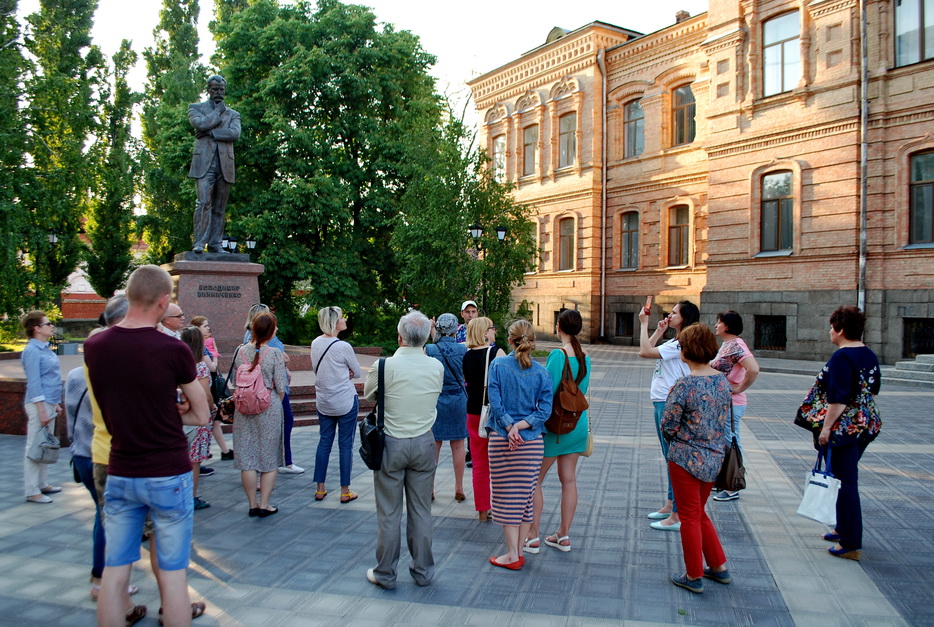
[524, 309, 591, 554]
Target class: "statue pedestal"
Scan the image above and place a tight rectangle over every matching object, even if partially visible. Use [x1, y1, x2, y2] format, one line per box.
[162, 256, 264, 355]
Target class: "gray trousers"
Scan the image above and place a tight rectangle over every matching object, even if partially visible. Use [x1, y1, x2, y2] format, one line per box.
[372, 430, 436, 587]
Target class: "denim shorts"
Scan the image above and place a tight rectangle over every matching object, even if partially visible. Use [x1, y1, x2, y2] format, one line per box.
[103, 472, 193, 570]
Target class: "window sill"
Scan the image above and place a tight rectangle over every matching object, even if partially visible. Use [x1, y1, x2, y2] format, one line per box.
[615, 267, 639, 272]
[754, 249, 794, 258]
[902, 243, 934, 250]
[664, 264, 691, 270]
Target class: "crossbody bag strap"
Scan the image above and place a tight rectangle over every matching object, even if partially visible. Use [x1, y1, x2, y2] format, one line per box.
[435, 343, 468, 394]
[225, 344, 243, 383]
[482, 346, 493, 405]
[314, 339, 340, 375]
[376, 358, 385, 429]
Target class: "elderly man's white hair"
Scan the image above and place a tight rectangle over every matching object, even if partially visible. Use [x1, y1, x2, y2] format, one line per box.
[397, 311, 431, 348]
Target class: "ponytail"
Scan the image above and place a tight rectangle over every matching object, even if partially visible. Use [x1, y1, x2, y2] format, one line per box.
[508, 319, 535, 369]
[556, 309, 586, 378]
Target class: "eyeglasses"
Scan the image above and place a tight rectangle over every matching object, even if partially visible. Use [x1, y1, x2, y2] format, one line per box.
[165, 313, 185, 319]
[39, 322, 54, 327]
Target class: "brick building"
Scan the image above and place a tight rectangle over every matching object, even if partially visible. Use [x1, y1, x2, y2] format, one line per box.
[468, 0, 934, 364]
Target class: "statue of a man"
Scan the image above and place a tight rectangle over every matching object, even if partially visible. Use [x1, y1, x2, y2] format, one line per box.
[188, 75, 241, 253]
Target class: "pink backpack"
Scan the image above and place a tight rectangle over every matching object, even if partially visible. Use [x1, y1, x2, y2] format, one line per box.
[233, 347, 272, 415]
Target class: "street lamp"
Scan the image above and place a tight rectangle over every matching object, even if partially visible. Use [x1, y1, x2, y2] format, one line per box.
[245, 235, 256, 251]
[47, 229, 59, 245]
[227, 236, 238, 253]
[467, 222, 508, 313]
[221, 235, 229, 250]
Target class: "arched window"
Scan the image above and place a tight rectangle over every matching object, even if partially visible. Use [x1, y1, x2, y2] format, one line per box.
[620, 211, 639, 268]
[910, 151, 934, 244]
[523, 125, 539, 176]
[763, 11, 801, 96]
[559, 113, 576, 168]
[558, 217, 575, 270]
[761, 170, 794, 251]
[492, 135, 506, 181]
[668, 205, 690, 266]
[671, 85, 695, 146]
[624, 100, 644, 158]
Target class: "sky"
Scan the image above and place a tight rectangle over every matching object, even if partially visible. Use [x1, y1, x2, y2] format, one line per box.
[18, 0, 710, 129]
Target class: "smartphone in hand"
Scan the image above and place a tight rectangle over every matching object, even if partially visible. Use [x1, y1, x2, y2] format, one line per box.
[643, 295, 653, 315]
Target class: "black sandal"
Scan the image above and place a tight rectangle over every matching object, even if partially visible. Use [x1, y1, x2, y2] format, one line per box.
[258, 506, 279, 518]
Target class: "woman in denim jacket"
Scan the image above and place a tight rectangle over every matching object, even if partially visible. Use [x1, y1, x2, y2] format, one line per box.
[485, 319, 552, 570]
[21, 310, 63, 504]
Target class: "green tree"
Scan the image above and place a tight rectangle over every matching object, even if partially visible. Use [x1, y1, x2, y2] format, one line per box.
[0, 0, 33, 316]
[85, 39, 139, 299]
[212, 0, 440, 339]
[139, 0, 204, 262]
[21, 0, 104, 305]
[393, 113, 537, 322]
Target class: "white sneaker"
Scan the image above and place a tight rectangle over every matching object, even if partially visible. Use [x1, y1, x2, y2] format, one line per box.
[26, 494, 53, 504]
[278, 464, 305, 474]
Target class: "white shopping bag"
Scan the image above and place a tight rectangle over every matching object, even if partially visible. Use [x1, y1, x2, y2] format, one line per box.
[796, 448, 841, 526]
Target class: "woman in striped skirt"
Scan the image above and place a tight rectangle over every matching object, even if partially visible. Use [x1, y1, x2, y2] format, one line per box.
[485, 320, 553, 570]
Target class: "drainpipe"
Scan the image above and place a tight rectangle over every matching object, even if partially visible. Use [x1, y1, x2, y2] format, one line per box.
[596, 48, 608, 340]
[857, 0, 868, 311]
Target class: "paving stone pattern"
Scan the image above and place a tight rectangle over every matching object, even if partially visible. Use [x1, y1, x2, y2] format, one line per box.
[0, 345, 930, 625]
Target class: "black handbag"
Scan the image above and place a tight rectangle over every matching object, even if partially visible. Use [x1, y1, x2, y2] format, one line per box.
[214, 345, 241, 425]
[358, 358, 386, 471]
[715, 403, 746, 492]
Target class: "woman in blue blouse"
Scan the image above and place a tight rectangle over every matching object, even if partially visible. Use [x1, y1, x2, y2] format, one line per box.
[525, 309, 590, 555]
[816, 306, 881, 561]
[21, 310, 63, 504]
[486, 319, 552, 570]
[661, 324, 731, 593]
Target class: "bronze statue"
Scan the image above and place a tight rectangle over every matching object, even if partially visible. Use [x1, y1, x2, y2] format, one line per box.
[189, 75, 241, 254]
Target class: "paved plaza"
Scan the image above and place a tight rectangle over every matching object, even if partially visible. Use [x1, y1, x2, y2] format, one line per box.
[1, 344, 932, 626]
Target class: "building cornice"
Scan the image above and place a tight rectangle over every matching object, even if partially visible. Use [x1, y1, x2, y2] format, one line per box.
[706, 120, 859, 160]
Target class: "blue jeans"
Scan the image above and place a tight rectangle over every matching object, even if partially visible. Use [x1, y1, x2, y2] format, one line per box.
[653, 401, 677, 513]
[103, 472, 193, 570]
[73, 455, 105, 578]
[282, 392, 294, 466]
[729, 404, 746, 454]
[313, 396, 359, 486]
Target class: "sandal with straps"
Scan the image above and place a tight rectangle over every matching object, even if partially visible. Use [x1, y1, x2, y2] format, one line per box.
[522, 537, 540, 554]
[314, 490, 328, 501]
[544, 533, 571, 552]
[340, 491, 359, 504]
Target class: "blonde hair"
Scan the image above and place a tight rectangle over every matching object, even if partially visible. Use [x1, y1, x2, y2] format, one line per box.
[507, 319, 535, 369]
[466, 316, 494, 348]
[318, 306, 343, 336]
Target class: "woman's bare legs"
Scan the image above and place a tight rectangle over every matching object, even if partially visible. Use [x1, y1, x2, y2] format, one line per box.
[450, 439, 466, 496]
[528, 457, 557, 545]
[258, 470, 277, 509]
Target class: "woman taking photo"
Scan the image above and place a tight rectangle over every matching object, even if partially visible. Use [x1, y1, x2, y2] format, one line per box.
[661, 324, 731, 593]
[813, 306, 881, 561]
[311, 306, 363, 503]
[486, 319, 552, 570]
[21, 310, 62, 504]
[180, 326, 215, 510]
[710, 310, 759, 502]
[638, 300, 700, 531]
[234, 311, 289, 517]
[525, 309, 590, 554]
[426, 313, 468, 503]
[462, 317, 505, 522]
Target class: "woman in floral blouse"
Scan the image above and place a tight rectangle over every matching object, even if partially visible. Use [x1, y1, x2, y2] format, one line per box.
[814, 306, 881, 561]
[661, 324, 732, 594]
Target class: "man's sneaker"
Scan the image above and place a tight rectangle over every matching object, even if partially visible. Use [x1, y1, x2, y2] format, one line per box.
[199, 466, 215, 477]
[193, 497, 211, 510]
[712, 490, 739, 502]
[221, 450, 234, 461]
[278, 464, 305, 474]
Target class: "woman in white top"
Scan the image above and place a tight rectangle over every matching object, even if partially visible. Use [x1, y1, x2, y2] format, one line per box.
[638, 300, 700, 531]
[311, 307, 363, 503]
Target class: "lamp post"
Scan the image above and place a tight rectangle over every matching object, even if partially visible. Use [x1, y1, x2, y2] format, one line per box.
[468, 222, 507, 314]
[245, 235, 256, 253]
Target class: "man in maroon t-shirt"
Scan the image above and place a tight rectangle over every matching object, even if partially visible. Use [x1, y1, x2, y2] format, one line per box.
[85, 265, 209, 627]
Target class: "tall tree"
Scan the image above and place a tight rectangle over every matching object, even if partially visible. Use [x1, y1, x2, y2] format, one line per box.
[85, 39, 139, 299]
[139, 0, 204, 263]
[393, 113, 538, 321]
[212, 0, 440, 339]
[0, 0, 33, 316]
[21, 0, 104, 305]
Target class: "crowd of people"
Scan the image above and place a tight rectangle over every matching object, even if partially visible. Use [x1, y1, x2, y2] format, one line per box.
[19, 273, 882, 619]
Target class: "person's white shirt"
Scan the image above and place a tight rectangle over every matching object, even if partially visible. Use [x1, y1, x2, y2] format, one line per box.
[650, 338, 689, 402]
[364, 346, 443, 439]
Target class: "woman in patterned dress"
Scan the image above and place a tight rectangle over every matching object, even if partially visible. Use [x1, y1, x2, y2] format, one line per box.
[661, 324, 732, 593]
[180, 326, 214, 510]
[233, 311, 289, 517]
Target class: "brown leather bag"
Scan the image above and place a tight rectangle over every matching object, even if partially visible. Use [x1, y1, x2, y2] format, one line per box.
[545, 349, 589, 439]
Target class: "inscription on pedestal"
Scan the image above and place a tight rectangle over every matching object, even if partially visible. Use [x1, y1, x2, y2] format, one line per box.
[197, 284, 243, 299]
